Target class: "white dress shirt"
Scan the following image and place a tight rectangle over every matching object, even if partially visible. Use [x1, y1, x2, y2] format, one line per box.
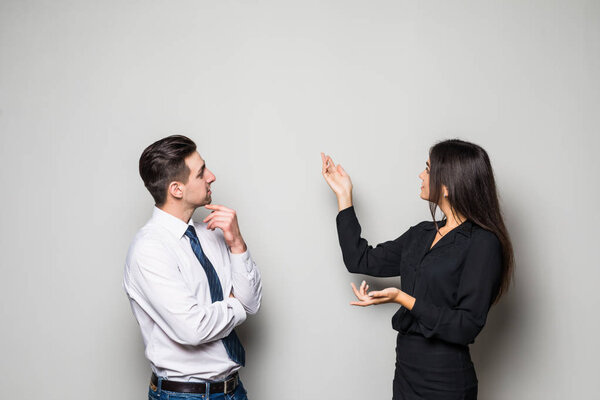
[123, 207, 262, 381]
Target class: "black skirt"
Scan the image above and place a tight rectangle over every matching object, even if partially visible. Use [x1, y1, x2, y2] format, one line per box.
[393, 334, 478, 400]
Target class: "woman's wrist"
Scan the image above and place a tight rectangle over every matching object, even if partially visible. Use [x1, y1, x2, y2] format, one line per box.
[395, 290, 416, 310]
[337, 192, 353, 211]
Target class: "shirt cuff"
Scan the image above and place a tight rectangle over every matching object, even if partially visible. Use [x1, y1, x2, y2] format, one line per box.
[230, 250, 253, 273]
[226, 297, 247, 326]
[336, 205, 356, 224]
[408, 298, 438, 330]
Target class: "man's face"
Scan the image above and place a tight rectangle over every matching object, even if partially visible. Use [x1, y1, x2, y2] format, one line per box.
[181, 151, 216, 207]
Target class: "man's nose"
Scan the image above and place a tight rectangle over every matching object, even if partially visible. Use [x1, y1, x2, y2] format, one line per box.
[208, 170, 216, 182]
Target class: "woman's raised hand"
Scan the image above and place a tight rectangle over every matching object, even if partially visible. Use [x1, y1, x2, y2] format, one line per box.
[321, 152, 353, 210]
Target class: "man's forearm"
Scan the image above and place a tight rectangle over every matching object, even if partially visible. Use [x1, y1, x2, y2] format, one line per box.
[230, 251, 262, 315]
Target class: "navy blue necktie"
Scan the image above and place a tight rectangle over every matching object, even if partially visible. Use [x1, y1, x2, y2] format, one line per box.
[185, 225, 246, 366]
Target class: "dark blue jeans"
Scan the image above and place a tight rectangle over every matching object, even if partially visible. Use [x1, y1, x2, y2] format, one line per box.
[148, 377, 248, 400]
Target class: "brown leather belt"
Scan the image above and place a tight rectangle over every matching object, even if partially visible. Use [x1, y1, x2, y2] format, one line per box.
[150, 372, 239, 394]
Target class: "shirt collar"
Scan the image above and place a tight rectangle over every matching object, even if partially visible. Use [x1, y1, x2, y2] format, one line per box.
[151, 206, 195, 239]
[423, 219, 473, 237]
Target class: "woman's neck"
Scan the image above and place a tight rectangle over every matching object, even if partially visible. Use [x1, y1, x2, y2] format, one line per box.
[439, 202, 466, 229]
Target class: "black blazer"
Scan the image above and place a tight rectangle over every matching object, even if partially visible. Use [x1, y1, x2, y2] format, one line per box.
[336, 206, 502, 346]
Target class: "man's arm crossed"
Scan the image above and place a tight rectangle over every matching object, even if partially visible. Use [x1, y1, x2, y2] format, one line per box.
[124, 239, 246, 346]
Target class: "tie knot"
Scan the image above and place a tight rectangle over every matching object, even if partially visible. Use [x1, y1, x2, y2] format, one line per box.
[184, 225, 198, 240]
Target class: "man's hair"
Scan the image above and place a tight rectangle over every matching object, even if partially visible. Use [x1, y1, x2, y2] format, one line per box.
[139, 135, 197, 206]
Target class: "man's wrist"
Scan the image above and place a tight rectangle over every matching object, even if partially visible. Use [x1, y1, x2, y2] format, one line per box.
[227, 296, 247, 325]
[229, 239, 247, 254]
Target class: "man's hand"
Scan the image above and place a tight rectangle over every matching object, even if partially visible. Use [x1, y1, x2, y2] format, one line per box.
[203, 204, 247, 254]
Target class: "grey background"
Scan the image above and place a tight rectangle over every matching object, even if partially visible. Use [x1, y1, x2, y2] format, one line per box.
[1, 1, 599, 399]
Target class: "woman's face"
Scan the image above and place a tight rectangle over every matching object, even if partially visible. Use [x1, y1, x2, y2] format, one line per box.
[418, 158, 431, 201]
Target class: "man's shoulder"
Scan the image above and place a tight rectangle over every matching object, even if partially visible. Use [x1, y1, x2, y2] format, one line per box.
[126, 221, 172, 262]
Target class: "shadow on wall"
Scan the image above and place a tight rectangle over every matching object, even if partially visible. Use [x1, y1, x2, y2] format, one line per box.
[236, 310, 267, 366]
[471, 289, 522, 380]
[470, 198, 531, 396]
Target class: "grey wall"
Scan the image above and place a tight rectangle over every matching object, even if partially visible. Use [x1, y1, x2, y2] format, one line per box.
[1, 1, 599, 399]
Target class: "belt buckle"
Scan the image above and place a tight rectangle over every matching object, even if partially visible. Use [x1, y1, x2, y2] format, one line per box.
[224, 374, 238, 394]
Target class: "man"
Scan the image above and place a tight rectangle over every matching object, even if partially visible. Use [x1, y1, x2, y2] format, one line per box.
[124, 135, 261, 399]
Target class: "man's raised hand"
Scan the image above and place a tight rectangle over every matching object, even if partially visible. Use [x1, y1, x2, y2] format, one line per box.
[203, 204, 247, 254]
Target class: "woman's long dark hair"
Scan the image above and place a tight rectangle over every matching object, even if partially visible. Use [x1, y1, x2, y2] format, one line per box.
[428, 139, 514, 303]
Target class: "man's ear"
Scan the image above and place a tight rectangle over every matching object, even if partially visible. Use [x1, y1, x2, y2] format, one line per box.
[168, 181, 184, 200]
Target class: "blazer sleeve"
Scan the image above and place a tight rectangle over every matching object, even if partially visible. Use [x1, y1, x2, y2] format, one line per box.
[336, 206, 412, 278]
[408, 230, 503, 345]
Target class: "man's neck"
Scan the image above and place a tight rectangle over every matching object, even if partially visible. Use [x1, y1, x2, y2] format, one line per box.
[158, 202, 195, 224]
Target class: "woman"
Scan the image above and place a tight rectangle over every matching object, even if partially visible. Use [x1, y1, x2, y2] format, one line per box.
[321, 139, 513, 400]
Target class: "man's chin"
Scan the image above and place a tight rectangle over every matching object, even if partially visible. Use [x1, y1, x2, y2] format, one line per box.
[196, 197, 212, 208]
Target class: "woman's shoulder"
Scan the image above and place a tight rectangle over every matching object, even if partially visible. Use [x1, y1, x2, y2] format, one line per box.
[411, 220, 443, 230]
[469, 222, 502, 249]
